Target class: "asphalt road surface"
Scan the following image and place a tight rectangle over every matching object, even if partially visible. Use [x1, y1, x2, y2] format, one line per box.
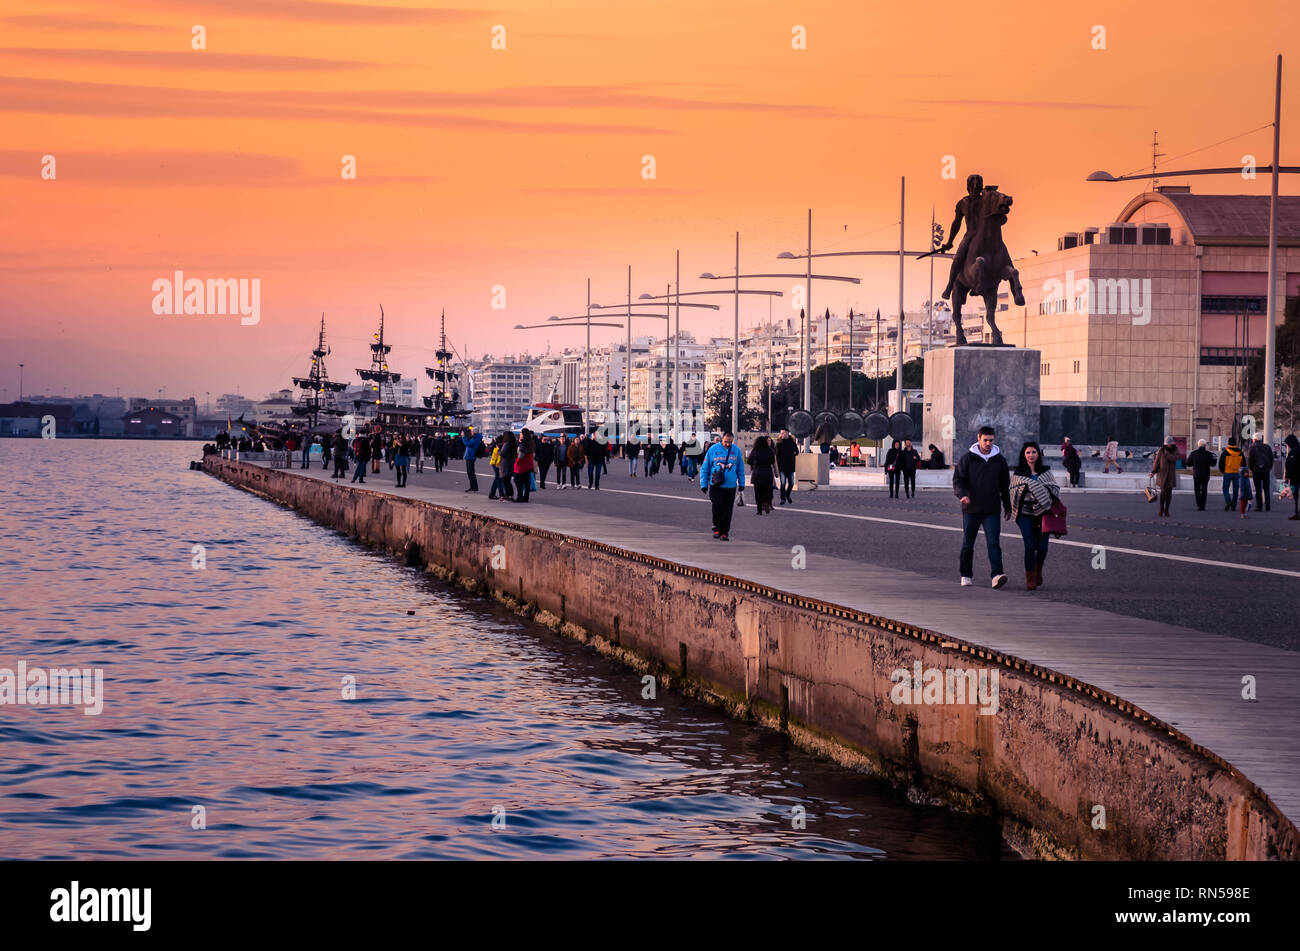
[401, 458, 1300, 651]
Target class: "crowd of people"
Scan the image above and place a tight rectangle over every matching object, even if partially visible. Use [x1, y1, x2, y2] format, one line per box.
[224, 417, 1299, 575]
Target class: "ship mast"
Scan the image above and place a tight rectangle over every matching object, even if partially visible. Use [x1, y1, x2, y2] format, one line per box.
[292, 313, 347, 429]
[356, 304, 401, 414]
[424, 309, 470, 431]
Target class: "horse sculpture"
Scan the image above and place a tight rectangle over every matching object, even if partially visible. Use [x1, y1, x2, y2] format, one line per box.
[951, 186, 1025, 346]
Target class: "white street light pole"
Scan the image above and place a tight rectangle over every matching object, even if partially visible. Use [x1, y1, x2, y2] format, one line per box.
[1264, 54, 1282, 444]
[733, 231, 740, 435]
[804, 209, 812, 434]
[896, 176, 906, 412]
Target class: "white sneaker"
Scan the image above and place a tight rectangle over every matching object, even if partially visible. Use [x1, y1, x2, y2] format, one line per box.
[960, 577, 973, 587]
[992, 574, 1008, 589]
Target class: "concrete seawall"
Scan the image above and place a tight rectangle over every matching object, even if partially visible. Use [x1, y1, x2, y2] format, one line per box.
[205, 457, 1299, 860]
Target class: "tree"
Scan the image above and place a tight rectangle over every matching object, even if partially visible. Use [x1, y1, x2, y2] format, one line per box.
[705, 376, 760, 431]
[773, 359, 924, 414]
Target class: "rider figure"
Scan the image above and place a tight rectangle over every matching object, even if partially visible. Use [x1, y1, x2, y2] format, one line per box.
[940, 173, 983, 300]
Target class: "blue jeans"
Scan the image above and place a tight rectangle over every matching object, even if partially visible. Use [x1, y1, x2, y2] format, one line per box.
[1222, 473, 1238, 506]
[352, 459, 367, 482]
[960, 512, 1004, 578]
[587, 461, 602, 488]
[779, 470, 795, 499]
[629, 456, 638, 475]
[1016, 514, 1049, 572]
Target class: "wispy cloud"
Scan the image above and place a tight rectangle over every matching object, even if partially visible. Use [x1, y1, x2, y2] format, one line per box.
[0, 47, 377, 71]
[907, 99, 1136, 110]
[1, 16, 169, 32]
[128, 0, 490, 25]
[0, 76, 674, 135]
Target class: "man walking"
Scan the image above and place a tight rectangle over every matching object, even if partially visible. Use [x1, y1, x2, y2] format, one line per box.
[351, 434, 371, 484]
[1248, 432, 1274, 512]
[952, 426, 1011, 589]
[899, 439, 921, 499]
[1187, 438, 1215, 510]
[700, 431, 745, 540]
[583, 429, 607, 489]
[775, 428, 798, 504]
[1218, 439, 1244, 510]
[462, 426, 483, 492]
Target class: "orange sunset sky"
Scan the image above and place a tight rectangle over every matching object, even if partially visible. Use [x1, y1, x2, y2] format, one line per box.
[1, 0, 1297, 403]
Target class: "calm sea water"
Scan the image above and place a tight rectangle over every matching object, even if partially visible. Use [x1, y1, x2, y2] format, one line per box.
[0, 439, 1007, 859]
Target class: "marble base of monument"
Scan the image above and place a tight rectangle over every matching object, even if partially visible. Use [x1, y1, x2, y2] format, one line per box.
[922, 346, 1041, 465]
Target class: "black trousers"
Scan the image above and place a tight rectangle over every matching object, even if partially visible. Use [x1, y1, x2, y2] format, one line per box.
[1253, 471, 1271, 509]
[465, 459, 478, 490]
[887, 469, 902, 497]
[538, 462, 551, 487]
[1193, 475, 1209, 509]
[902, 470, 916, 497]
[710, 485, 736, 535]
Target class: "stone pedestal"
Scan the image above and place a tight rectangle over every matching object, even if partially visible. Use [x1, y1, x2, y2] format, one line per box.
[923, 346, 1041, 465]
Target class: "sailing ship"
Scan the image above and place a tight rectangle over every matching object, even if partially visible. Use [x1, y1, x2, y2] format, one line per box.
[291, 314, 349, 430]
[421, 310, 471, 434]
[355, 305, 402, 415]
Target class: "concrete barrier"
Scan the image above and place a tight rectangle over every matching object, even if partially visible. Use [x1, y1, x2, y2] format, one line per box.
[204, 456, 1299, 860]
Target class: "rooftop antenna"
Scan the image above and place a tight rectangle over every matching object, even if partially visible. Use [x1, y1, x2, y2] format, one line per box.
[1150, 130, 1165, 190]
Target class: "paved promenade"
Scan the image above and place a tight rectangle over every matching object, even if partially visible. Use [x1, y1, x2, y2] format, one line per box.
[251, 457, 1300, 828]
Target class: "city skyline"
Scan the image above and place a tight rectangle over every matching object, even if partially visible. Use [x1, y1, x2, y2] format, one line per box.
[3, 0, 1297, 399]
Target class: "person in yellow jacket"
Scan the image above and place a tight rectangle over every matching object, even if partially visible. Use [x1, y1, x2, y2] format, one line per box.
[1217, 439, 1244, 510]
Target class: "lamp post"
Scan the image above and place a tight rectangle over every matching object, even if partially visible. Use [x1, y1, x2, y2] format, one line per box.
[18, 363, 24, 401]
[611, 380, 621, 447]
[1088, 54, 1296, 442]
[701, 249, 857, 434]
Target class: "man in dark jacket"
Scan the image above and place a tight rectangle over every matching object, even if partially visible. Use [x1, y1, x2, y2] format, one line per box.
[582, 430, 607, 489]
[332, 432, 349, 479]
[1187, 438, 1215, 510]
[775, 429, 798, 504]
[899, 439, 921, 498]
[1247, 433, 1275, 512]
[536, 437, 555, 489]
[952, 426, 1012, 589]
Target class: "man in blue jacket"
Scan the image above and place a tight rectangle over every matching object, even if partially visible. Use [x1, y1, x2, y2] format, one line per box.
[952, 425, 1012, 588]
[700, 431, 746, 540]
[462, 426, 484, 492]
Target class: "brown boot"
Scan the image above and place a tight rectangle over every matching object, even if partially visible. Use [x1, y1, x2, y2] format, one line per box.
[1034, 563, 1045, 588]
[1026, 570, 1038, 590]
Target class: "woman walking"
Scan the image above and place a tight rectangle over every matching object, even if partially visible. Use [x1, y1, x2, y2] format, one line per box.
[1009, 441, 1061, 590]
[884, 439, 902, 499]
[1060, 437, 1082, 487]
[747, 436, 777, 514]
[513, 430, 535, 502]
[664, 439, 678, 474]
[497, 431, 517, 501]
[1102, 435, 1122, 474]
[566, 435, 585, 489]
[776, 429, 798, 504]
[1150, 436, 1179, 517]
[393, 437, 410, 488]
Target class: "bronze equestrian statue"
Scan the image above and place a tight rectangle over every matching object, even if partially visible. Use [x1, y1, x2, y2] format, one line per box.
[938, 173, 1024, 346]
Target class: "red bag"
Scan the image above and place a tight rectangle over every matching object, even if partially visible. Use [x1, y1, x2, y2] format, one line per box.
[1042, 499, 1067, 537]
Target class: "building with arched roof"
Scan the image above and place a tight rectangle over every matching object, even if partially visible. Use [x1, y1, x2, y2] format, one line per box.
[981, 186, 1300, 447]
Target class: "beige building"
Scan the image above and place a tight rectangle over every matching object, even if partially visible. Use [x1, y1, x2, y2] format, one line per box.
[982, 188, 1300, 445]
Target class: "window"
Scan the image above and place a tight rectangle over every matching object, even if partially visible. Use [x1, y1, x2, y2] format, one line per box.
[1073, 360, 1080, 374]
[1040, 362, 1050, 376]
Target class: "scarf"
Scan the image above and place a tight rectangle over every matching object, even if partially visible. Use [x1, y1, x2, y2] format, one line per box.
[1010, 469, 1057, 516]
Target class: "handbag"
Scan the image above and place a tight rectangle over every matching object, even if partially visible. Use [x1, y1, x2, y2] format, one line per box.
[711, 446, 733, 487]
[530, 471, 537, 491]
[1142, 475, 1158, 503]
[1042, 498, 1068, 537]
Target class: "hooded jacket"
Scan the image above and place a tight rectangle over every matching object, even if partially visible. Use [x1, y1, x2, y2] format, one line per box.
[952, 442, 1012, 515]
[1285, 434, 1300, 483]
[462, 432, 483, 461]
[1218, 446, 1243, 474]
